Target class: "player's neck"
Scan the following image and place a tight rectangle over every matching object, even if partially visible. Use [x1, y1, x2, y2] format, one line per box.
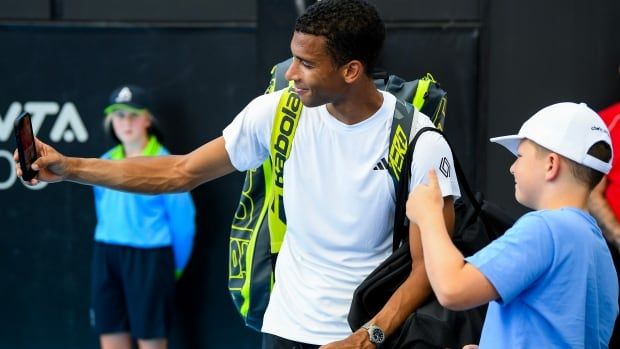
[327, 79, 383, 125]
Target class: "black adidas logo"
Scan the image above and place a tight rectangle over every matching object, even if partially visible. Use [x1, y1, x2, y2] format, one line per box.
[373, 157, 389, 171]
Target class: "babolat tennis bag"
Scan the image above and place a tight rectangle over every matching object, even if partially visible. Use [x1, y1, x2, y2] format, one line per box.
[228, 57, 448, 331]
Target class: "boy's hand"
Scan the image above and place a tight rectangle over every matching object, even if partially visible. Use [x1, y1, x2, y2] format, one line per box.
[406, 170, 444, 225]
[14, 137, 69, 185]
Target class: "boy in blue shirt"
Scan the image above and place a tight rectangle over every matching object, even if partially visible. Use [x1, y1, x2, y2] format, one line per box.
[407, 102, 618, 348]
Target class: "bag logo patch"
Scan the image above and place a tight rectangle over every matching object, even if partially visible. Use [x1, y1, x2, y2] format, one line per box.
[439, 157, 451, 178]
[388, 124, 408, 180]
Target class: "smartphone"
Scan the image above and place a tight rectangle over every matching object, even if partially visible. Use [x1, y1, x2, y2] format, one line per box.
[14, 112, 39, 181]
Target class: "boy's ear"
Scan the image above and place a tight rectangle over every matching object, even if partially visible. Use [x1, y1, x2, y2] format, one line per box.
[544, 153, 562, 181]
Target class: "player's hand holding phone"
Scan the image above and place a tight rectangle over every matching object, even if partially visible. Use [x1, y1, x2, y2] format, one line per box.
[13, 112, 68, 184]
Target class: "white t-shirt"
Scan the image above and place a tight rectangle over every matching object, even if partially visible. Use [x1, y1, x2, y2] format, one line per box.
[223, 90, 460, 344]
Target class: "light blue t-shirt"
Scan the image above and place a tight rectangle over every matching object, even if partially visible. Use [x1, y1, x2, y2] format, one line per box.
[466, 208, 618, 348]
[93, 137, 196, 271]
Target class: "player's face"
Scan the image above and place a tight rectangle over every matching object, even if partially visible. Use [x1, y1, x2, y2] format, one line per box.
[285, 31, 348, 108]
[510, 139, 546, 209]
[109, 109, 151, 146]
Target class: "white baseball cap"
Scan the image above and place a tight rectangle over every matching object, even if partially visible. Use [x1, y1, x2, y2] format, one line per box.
[490, 102, 613, 174]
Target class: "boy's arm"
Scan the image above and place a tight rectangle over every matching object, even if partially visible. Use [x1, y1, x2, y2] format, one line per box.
[588, 177, 620, 252]
[15, 136, 236, 193]
[320, 197, 454, 348]
[408, 170, 499, 311]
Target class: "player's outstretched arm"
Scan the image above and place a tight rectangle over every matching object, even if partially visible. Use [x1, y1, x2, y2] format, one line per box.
[15, 136, 236, 194]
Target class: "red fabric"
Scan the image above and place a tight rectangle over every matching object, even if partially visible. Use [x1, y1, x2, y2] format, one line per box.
[599, 102, 620, 220]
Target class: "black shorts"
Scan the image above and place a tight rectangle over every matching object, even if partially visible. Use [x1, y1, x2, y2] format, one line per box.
[262, 333, 320, 349]
[90, 242, 175, 339]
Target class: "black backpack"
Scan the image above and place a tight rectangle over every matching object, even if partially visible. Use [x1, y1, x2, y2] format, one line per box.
[228, 57, 448, 331]
[348, 127, 516, 348]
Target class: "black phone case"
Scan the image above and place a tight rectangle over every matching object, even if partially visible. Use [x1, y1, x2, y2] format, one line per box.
[14, 112, 39, 181]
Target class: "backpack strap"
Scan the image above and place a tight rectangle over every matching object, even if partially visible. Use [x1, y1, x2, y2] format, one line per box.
[392, 127, 483, 249]
[387, 100, 416, 190]
[267, 86, 303, 253]
[392, 123, 432, 249]
[388, 101, 444, 250]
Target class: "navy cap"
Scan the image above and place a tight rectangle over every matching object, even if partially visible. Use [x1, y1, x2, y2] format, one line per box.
[104, 85, 151, 115]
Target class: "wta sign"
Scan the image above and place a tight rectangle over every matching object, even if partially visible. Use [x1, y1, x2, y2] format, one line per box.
[0, 101, 89, 190]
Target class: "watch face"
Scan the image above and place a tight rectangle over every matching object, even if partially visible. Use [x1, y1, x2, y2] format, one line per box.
[370, 326, 385, 343]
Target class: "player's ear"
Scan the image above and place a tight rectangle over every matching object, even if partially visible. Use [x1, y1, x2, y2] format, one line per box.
[342, 60, 364, 84]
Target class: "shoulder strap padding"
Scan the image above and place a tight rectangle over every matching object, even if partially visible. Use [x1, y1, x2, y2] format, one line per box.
[387, 100, 416, 190]
[267, 87, 303, 253]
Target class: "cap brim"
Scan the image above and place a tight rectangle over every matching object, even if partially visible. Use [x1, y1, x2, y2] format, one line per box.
[104, 103, 146, 115]
[490, 135, 523, 156]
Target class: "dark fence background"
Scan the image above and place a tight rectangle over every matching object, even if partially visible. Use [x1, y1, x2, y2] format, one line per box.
[0, 0, 618, 348]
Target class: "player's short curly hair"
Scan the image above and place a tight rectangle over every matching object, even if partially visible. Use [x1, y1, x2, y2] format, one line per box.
[295, 0, 385, 76]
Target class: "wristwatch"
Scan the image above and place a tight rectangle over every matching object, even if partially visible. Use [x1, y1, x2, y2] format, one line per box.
[362, 322, 385, 344]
